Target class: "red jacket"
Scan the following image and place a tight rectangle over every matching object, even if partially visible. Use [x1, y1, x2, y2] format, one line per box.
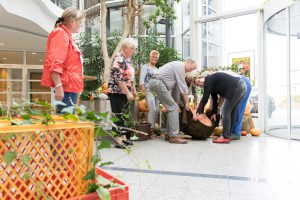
[41, 25, 83, 93]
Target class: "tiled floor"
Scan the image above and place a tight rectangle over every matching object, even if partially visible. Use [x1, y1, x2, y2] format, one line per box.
[100, 133, 300, 200]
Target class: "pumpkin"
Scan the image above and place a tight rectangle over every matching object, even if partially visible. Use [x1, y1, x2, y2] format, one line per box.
[213, 126, 223, 136]
[138, 99, 149, 112]
[241, 130, 248, 136]
[244, 100, 252, 116]
[197, 114, 212, 127]
[250, 128, 261, 136]
[189, 102, 195, 110]
[103, 82, 108, 90]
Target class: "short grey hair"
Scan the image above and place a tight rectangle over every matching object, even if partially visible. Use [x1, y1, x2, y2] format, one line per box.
[184, 58, 196, 65]
[121, 37, 138, 50]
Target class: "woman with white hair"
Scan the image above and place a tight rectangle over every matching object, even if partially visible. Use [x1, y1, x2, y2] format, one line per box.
[193, 71, 247, 143]
[107, 38, 138, 148]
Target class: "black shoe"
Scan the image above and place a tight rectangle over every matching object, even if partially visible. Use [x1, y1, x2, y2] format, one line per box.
[123, 139, 133, 146]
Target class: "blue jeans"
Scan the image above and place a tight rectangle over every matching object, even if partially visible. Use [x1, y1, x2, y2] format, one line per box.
[56, 92, 78, 114]
[232, 76, 252, 136]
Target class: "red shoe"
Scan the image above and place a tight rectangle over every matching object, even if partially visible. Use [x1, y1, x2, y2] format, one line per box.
[212, 136, 231, 143]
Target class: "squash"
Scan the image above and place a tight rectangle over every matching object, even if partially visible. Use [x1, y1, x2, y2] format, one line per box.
[213, 126, 223, 136]
[138, 99, 149, 112]
[241, 130, 248, 136]
[103, 82, 108, 90]
[250, 128, 261, 136]
[244, 100, 252, 116]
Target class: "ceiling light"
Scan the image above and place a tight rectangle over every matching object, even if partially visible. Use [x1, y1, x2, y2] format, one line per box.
[39, 59, 44, 62]
[0, 43, 5, 46]
[32, 52, 37, 55]
[2, 58, 7, 60]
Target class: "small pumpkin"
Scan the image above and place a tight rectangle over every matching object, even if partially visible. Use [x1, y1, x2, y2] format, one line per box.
[213, 126, 223, 136]
[138, 99, 149, 112]
[197, 114, 212, 127]
[241, 130, 248, 136]
[103, 82, 108, 90]
[250, 128, 261, 136]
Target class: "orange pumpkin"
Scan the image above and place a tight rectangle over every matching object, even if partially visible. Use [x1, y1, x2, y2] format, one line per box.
[197, 114, 212, 127]
[250, 128, 261, 136]
[213, 126, 223, 136]
[241, 130, 248, 136]
[138, 99, 149, 112]
[103, 82, 108, 90]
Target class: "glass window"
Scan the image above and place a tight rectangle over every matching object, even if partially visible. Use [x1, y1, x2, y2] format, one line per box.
[27, 69, 51, 102]
[26, 52, 45, 65]
[109, 7, 125, 33]
[223, 0, 262, 12]
[0, 50, 23, 64]
[182, 0, 190, 30]
[266, 9, 288, 138]
[182, 31, 190, 59]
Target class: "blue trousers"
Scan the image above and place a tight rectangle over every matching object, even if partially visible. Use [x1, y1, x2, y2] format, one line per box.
[56, 92, 78, 114]
[232, 76, 252, 136]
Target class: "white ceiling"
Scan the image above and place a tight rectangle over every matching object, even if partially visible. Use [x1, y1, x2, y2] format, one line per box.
[0, 5, 48, 52]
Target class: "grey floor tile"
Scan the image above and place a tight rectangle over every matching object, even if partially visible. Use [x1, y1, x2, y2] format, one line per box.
[228, 180, 274, 197]
[230, 193, 276, 200]
[183, 189, 230, 200]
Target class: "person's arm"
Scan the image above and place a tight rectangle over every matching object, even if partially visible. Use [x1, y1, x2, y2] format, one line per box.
[196, 83, 212, 114]
[139, 65, 147, 93]
[174, 65, 189, 110]
[119, 82, 133, 100]
[48, 30, 69, 101]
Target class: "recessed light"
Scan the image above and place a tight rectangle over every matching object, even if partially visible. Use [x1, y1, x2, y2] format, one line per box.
[32, 52, 36, 55]
[39, 59, 44, 62]
[2, 58, 7, 60]
[0, 43, 5, 46]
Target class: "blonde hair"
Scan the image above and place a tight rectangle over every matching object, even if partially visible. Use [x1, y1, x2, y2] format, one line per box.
[150, 50, 160, 57]
[55, 7, 85, 28]
[121, 38, 138, 50]
[184, 58, 196, 65]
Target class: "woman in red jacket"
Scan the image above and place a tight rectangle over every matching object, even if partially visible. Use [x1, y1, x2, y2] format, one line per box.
[41, 7, 85, 113]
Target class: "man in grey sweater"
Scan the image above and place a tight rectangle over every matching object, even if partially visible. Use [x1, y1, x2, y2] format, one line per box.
[149, 59, 197, 144]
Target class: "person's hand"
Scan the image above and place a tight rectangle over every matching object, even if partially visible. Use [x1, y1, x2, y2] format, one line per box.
[126, 93, 134, 101]
[210, 114, 217, 122]
[185, 102, 190, 111]
[193, 112, 199, 121]
[54, 86, 64, 101]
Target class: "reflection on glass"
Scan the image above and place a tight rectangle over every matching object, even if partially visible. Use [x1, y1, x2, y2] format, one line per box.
[26, 52, 45, 65]
[0, 51, 23, 64]
[182, 0, 190, 30]
[27, 70, 51, 103]
[0, 94, 6, 105]
[266, 9, 288, 138]
[11, 93, 22, 104]
[223, 0, 262, 12]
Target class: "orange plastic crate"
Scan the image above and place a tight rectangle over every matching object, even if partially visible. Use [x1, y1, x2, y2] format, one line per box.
[0, 122, 95, 200]
[68, 167, 129, 200]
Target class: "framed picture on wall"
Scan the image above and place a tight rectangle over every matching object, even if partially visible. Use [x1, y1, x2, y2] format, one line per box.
[227, 50, 255, 81]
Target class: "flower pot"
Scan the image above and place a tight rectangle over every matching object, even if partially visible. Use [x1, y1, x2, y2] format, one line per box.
[68, 167, 129, 200]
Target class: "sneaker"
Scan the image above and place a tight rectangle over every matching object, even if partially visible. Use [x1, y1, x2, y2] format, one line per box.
[168, 137, 188, 144]
[229, 134, 240, 140]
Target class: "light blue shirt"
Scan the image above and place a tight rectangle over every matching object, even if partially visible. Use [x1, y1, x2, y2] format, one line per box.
[139, 64, 158, 88]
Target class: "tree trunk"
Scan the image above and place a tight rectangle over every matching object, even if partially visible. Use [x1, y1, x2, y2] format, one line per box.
[101, 0, 136, 83]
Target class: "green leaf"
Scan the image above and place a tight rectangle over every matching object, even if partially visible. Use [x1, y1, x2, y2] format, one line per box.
[22, 173, 31, 180]
[113, 183, 125, 191]
[96, 175, 110, 186]
[65, 114, 79, 122]
[96, 187, 111, 200]
[100, 161, 114, 167]
[91, 155, 101, 165]
[83, 168, 95, 180]
[22, 155, 31, 166]
[59, 131, 64, 142]
[95, 128, 107, 137]
[145, 159, 152, 170]
[124, 147, 131, 155]
[100, 112, 108, 118]
[111, 117, 120, 123]
[2, 133, 14, 141]
[4, 151, 17, 165]
[97, 140, 111, 150]
[21, 114, 31, 120]
[86, 183, 98, 193]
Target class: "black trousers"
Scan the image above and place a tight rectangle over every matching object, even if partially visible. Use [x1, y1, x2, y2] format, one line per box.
[108, 93, 130, 137]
